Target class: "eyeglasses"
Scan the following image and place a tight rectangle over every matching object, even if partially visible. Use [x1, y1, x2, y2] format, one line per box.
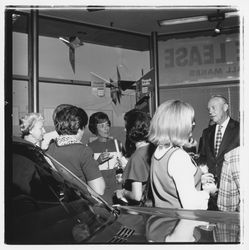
[97, 122, 110, 129]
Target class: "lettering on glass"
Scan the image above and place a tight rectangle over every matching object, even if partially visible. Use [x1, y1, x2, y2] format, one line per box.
[159, 34, 239, 85]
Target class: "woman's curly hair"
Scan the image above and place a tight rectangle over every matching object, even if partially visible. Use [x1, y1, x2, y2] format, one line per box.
[124, 110, 151, 143]
[19, 113, 44, 138]
[54, 106, 88, 135]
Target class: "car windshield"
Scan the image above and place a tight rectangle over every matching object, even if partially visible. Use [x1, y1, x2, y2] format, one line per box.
[9, 138, 117, 244]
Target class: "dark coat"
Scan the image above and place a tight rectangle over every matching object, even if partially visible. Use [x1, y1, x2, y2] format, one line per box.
[198, 118, 240, 186]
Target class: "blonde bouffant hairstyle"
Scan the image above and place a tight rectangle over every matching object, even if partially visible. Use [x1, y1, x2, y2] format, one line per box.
[149, 100, 194, 147]
[19, 113, 44, 138]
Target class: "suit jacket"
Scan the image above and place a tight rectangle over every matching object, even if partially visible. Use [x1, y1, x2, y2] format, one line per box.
[198, 118, 240, 186]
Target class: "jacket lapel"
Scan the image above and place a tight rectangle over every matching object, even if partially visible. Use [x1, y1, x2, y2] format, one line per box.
[208, 125, 216, 157]
[216, 119, 235, 157]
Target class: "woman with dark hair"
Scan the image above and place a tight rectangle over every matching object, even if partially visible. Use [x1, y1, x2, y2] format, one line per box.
[52, 103, 73, 123]
[46, 106, 105, 196]
[123, 109, 138, 158]
[41, 104, 74, 150]
[115, 110, 155, 205]
[87, 111, 125, 203]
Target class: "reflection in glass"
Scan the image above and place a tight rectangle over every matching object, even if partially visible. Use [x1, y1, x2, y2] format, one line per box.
[146, 216, 208, 242]
[146, 215, 240, 243]
[214, 222, 240, 243]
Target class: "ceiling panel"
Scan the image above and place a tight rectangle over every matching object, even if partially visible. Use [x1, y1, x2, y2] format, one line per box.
[11, 6, 240, 51]
[37, 7, 239, 35]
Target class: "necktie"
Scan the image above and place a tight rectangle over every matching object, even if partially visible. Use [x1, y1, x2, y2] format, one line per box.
[215, 125, 222, 156]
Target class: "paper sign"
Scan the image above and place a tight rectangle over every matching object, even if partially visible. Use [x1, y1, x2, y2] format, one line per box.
[94, 152, 119, 171]
[90, 72, 108, 97]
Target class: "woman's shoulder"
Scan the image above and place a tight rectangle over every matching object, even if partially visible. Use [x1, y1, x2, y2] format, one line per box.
[135, 144, 151, 156]
[169, 147, 190, 161]
[75, 143, 92, 150]
[129, 146, 148, 164]
[154, 146, 188, 161]
[88, 138, 99, 147]
[59, 142, 92, 152]
[68, 144, 95, 158]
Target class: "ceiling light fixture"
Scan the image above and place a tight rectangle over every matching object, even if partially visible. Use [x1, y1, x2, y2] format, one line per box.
[158, 11, 238, 26]
[214, 22, 222, 34]
[158, 15, 208, 26]
[12, 13, 21, 23]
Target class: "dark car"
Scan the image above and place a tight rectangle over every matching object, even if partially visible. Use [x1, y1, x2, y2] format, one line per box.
[5, 137, 240, 244]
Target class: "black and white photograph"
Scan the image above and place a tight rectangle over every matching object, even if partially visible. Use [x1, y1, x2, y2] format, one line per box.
[2, 0, 249, 247]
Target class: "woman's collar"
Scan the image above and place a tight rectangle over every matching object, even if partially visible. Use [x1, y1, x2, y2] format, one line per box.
[56, 134, 82, 146]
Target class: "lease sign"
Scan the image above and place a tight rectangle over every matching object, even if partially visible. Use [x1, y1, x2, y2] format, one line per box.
[158, 33, 239, 86]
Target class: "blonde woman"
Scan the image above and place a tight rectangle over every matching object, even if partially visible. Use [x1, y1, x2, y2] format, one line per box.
[149, 100, 216, 210]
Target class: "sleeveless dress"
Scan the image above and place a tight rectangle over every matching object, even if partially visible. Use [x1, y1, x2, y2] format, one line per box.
[151, 146, 208, 209]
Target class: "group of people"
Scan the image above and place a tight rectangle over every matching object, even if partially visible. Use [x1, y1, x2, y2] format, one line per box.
[16, 94, 240, 212]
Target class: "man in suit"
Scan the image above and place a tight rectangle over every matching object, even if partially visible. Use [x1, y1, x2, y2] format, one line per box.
[198, 95, 240, 210]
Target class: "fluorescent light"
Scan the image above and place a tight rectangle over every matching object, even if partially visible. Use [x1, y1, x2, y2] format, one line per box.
[225, 12, 239, 18]
[59, 37, 69, 44]
[158, 11, 238, 26]
[159, 16, 208, 26]
[59, 36, 84, 48]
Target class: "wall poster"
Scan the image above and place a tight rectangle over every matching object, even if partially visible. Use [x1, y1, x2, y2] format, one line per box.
[135, 68, 154, 115]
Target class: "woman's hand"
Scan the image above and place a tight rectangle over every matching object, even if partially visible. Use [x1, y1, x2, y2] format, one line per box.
[115, 189, 125, 200]
[199, 164, 209, 174]
[202, 182, 218, 194]
[114, 189, 128, 204]
[201, 173, 215, 185]
[97, 151, 112, 164]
